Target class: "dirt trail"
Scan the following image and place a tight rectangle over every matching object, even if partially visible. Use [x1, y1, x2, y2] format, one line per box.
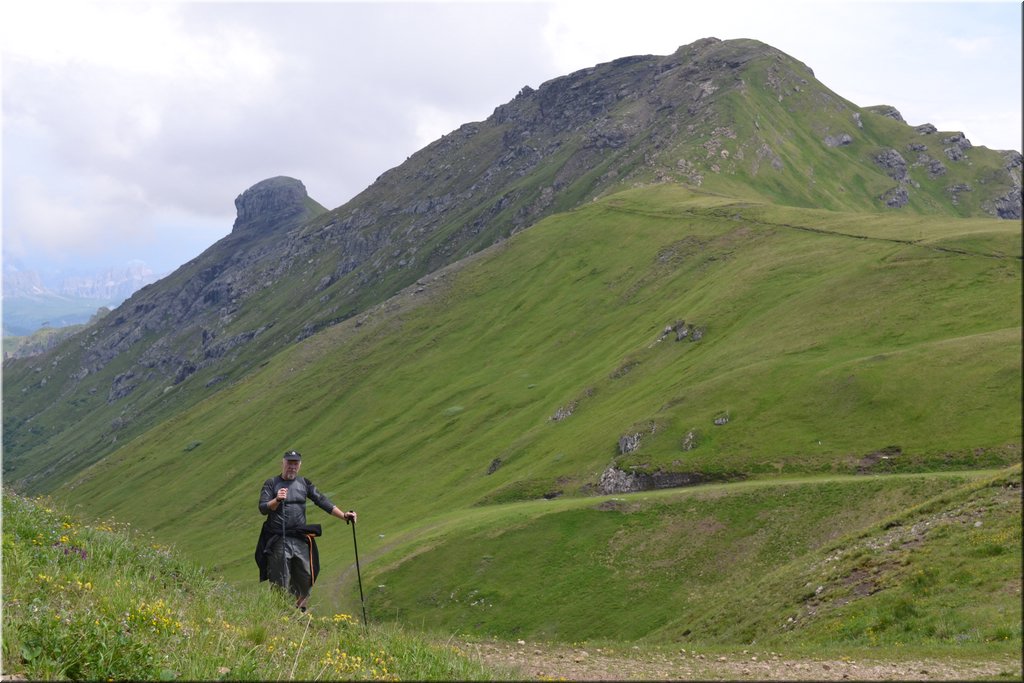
[457, 639, 1021, 681]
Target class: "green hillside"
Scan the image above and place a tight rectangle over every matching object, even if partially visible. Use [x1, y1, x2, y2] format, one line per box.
[363, 467, 1021, 647]
[5, 39, 1019, 498]
[2, 491, 509, 680]
[50, 186, 1021, 649]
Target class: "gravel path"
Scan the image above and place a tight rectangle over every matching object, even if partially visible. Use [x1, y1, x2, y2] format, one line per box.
[458, 639, 1021, 681]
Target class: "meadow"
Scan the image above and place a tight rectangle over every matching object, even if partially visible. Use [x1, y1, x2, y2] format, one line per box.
[1, 491, 513, 681]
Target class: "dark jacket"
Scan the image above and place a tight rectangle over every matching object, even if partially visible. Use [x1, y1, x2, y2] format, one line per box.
[258, 475, 337, 529]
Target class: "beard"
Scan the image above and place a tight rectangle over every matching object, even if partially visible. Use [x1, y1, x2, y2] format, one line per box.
[282, 471, 298, 480]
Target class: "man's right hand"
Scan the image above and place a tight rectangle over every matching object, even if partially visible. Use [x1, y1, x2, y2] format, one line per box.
[276, 488, 288, 501]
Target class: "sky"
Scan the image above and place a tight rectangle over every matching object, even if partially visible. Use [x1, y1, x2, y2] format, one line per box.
[2, 0, 1021, 279]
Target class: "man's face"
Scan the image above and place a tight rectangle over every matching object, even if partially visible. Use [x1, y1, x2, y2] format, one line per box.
[282, 458, 301, 480]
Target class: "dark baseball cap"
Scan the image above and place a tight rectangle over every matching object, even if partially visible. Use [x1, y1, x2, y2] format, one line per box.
[283, 450, 302, 461]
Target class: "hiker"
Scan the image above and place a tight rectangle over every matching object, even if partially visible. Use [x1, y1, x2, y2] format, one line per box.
[255, 450, 357, 611]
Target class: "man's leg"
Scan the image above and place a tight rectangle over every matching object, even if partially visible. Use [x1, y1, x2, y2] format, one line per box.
[266, 537, 290, 591]
[288, 537, 314, 611]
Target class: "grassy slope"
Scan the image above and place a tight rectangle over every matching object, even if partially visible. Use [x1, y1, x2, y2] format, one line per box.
[54, 186, 1021, 647]
[646, 43, 1019, 218]
[362, 467, 1021, 647]
[1, 491, 510, 681]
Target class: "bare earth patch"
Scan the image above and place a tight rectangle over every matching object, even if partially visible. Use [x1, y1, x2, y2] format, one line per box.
[457, 639, 1020, 681]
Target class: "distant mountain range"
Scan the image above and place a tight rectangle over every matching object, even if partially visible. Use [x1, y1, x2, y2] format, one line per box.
[2, 262, 161, 337]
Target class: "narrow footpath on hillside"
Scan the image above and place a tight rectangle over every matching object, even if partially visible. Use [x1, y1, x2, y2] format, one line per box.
[456, 639, 1021, 681]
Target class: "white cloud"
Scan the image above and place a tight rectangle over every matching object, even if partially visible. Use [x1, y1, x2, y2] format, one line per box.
[6, 173, 149, 259]
[411, 103, 472, 150]
[949, 36, 994, 55]
[3, 1, 281, 84]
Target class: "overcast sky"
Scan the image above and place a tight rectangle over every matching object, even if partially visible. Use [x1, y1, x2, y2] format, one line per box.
[2, 0, 1021, 278]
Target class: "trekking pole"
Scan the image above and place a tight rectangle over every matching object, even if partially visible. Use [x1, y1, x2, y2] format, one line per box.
[347, 512, 368, 628]
[279, 497, 288, 591]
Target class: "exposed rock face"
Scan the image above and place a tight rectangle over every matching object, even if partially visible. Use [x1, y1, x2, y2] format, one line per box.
[874, 148, 914, 209]
[989, 187, 1023, 219]
[655, 320, 705, 345]
[618, 433, 642, 455]
[232, 176, 314, 236]
[107, 371, 137, 402]
[598, 465, 739, 494]
[941, 133, 972, 163]
[824, 133, 853, 147]
[912, 152, 947, 178]
[600, 466, 642, 494]
[874, 149, 909, 182]
[882, 186, 910, 208]
[869, 105, 906, 123]
[551, 401, 577, 422]
[993, 152, 1023, 218]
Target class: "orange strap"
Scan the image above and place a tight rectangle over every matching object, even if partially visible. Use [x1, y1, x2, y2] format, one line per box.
[305, 534, 316, 583]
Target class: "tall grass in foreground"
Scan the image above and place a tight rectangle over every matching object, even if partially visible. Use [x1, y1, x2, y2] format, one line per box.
[1, 491, 511, 681]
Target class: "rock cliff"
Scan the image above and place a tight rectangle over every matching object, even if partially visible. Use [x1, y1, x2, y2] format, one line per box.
[232, 176, 318, 237]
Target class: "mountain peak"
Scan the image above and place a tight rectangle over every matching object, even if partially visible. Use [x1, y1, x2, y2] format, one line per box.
[232, 176, 320, 236]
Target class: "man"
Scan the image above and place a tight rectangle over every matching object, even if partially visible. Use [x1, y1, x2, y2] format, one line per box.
[256, 450, 357, 611]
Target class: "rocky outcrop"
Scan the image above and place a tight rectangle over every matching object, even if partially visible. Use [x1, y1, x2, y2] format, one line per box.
[874, 149, 909, 182]
[941, 133, 972, 162]
[991, 152, 1023, 218]
[867, 105, 906, 123]
[988, 186, 1023, 219]
[550, 388, 594, 422]
[824, 133, 853, 147]
[881, 186, 910, 208]
[654, 320, 705, 345]
[598, 465, 742, 494]
[618, 433, 643, 454]
[232, 176, 318, 237]
[873, 149, 911, 209]
[912, 152, 947, 178]
[551, 401, 577, 422]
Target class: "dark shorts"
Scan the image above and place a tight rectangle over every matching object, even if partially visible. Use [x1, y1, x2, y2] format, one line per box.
[266, 535, 314, 598]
